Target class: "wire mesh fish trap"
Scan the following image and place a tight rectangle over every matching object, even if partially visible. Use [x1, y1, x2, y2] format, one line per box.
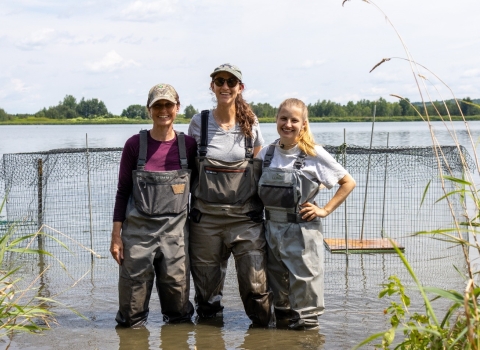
[0, 144, 474, 291]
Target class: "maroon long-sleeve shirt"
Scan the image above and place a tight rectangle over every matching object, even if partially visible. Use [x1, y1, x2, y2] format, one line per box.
[113, 130, 197, 222]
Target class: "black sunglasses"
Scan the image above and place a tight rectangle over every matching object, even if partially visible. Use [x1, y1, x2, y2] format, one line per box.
[213, 77, 240, 88]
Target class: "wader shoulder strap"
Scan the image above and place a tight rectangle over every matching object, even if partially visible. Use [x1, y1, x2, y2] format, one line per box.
[294, 151, 307, 170]
[199, 110, 209, 157]
[263, 140, 278, 168]
[245, 135, 253, 159]
[242, 118, 254, 159]
[175, 131, 188, 170]
[137, 129, 148, 171]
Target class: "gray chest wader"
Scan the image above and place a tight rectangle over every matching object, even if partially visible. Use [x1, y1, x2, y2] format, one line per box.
[191, 110, 263, 216]
[189, 110, 272, 326]
[116, 130, 194, 327]
[257, 141, 324, 329]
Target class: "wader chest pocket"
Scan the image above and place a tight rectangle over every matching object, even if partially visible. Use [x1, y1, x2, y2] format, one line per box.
[132, 173, 190, 216]
[197, 166, 253, 205]
[259, 184, 296, 208]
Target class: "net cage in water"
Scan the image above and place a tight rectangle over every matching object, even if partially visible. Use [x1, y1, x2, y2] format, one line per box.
[0, 145, 475, 294]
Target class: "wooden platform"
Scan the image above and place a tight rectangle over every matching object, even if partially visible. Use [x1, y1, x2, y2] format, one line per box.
[324, 238, 404, 254]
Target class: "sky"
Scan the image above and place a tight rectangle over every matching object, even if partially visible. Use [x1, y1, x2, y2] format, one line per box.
[1, 0, 479, 115]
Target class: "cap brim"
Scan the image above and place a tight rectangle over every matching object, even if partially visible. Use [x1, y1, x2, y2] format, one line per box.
[148, 96, 177, 108]
[210, 68, 242, 81]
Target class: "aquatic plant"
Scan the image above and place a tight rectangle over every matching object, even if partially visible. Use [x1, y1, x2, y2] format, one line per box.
[0, 195, 87, 345]
[342, 0, 480, 348]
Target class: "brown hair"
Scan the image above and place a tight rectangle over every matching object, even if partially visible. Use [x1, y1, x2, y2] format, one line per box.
[234, 91, 256, 138]
[276, 98, 316, 156]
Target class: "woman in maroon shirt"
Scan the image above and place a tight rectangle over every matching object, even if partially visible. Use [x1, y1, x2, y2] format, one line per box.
[110, 83, 197, 327]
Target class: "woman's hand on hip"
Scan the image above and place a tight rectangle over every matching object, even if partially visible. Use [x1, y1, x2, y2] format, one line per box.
[299, 201, 329, 220]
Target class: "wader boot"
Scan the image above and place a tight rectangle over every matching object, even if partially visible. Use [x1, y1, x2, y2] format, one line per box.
[116, 130, 194, 327]
[258, 141, 325, 330]
[189, 110, 273, 326]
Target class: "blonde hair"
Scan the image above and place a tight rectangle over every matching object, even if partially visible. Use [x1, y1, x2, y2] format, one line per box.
[276, 98, 316, 156]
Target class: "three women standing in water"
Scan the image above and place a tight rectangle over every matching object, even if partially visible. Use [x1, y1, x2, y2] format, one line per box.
[111, 64, 355, 330]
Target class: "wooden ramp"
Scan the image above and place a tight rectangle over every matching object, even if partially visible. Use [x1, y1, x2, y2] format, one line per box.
[324, 238, 404, 254]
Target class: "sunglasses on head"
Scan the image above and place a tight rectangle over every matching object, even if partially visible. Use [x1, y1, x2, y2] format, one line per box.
[213, 77, 240, 88]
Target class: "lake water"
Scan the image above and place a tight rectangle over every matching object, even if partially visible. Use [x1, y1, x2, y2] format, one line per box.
[1, 120, 480, 155]
[1, 120, 479, 350]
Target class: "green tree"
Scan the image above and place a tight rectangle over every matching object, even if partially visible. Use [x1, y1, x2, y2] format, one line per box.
[76, 98, 108, 118]
[0, 108, 11, 121]
[250, 102, 277, 118]
[399, 98, 411, 116]
[62, 95, 77, 110]
[121, 104, 148, 119]
[183, 104, 198, 119]
[375, 97, 390, 117]
[461, 97, 474, 116]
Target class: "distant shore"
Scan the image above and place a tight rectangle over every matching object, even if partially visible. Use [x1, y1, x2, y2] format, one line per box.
[0, 115, 479, 125]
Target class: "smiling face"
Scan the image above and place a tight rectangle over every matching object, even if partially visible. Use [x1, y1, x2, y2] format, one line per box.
[210, 72, 244, 107]
[148, 99, 179, 128]
[276, 104, 306, 146]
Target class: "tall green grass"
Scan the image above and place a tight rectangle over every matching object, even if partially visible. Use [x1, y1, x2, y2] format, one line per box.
[0, 196, 87, 344]
[344, 0, 480, 348]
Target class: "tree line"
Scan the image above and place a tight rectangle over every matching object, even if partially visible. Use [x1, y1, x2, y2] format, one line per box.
[0, 95, 478, 122]
[251, 97, 480, 119]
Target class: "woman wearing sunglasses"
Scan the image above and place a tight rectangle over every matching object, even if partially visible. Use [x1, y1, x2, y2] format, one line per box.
[187, 63, 273, 327]
[110, 83, 196, 327]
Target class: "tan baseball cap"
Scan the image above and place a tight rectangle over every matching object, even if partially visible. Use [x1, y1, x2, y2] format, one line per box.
[147, 83, 179, 107]
[210, 63, 242, 81]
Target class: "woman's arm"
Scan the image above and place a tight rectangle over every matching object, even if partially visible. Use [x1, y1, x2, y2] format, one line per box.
[110, 221, 124, 265]
[253, 145, 262, 157]
[299, 174, 356, 221]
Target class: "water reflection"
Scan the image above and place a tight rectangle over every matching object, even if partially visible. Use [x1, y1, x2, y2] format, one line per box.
[241, 328, 325, 350]
[116, 326, 152, 349]
[115, 318, 326, 350]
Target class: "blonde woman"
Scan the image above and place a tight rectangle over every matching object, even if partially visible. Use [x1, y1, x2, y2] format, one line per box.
[257, 98, 356, 330]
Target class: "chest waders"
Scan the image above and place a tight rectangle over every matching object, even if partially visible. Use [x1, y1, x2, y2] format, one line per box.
[189, 110, 273, 326]
[116, 130, 194, 327]
[258, 142, 324, 330]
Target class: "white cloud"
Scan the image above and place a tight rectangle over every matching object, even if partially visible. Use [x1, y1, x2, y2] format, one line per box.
[117, 0, 178, 22]
[332, 94, 362, 104]
[85, 51, 140, 73]
[300, 59, 326, 69]
[11, 78, 31, 92]
[243, 89, 268, 101]
[16, 28, 55, 50]
[462, 69, 480, 78]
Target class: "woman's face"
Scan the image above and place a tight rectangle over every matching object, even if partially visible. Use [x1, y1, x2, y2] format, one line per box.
[276, 105, 306, 145]
[148, 99, 179, 128]
[210, 72, 243, 106]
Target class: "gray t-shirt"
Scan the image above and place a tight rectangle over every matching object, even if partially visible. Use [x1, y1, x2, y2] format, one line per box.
[187, 110, 264, 162]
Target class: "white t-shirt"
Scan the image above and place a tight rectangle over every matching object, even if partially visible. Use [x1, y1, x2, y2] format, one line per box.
[256, 142, 348, 189]
[188, 110, 264, 162]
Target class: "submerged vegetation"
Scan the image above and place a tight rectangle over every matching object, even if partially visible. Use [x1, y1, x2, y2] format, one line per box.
[342, 0, 480, 349]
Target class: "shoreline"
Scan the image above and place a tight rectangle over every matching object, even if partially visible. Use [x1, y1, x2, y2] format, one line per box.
[1, 115, 479, 125]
